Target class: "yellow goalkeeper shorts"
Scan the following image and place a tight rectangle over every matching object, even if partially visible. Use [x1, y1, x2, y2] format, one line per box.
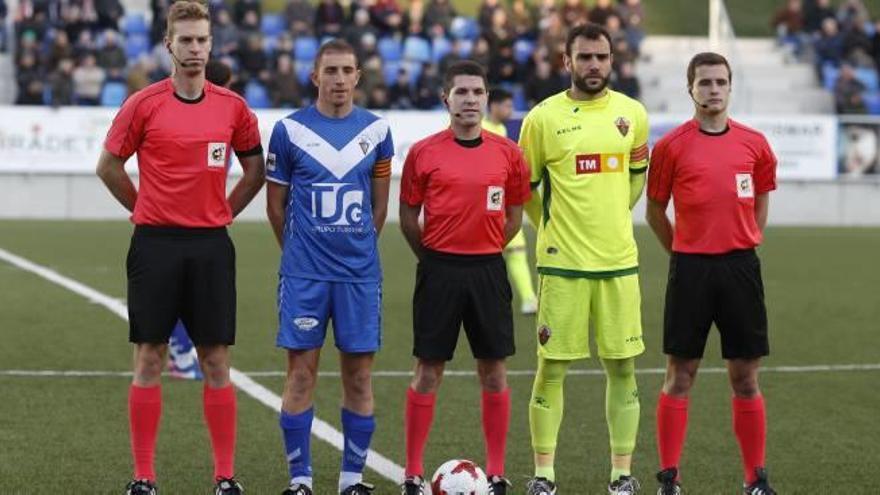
[535, 273, 645, 360]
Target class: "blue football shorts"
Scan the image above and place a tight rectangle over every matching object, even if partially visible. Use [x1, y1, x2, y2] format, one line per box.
[276, 275, 382, 353]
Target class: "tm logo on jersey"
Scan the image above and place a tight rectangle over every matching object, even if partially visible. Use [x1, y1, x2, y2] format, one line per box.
[311, 183, 365, 228]
[575, 153, 626, 175]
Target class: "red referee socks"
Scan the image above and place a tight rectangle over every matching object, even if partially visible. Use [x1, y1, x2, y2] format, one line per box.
[656, 392, 689, 475]
[732, 395, 766, 484]
[203, 384, 237, 481]
[129, 384, 162, 481]
[404, 387, 436, 477]
[481, 388, 510, 477]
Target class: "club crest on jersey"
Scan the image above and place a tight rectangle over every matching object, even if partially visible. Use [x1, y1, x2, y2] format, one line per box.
[358, 137, 370, 155]
[487, 186, 504, 211]
[538, 325, 552, 346]
[615, 117, 630, 137]
[736, 173, 754, 198]
[207, 142, 227, 168]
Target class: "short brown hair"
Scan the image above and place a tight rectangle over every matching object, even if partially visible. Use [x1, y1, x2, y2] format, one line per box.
[442, 60, 488, 93]
[313, 39, 358, 70]
[166, 0, 210, 38]
[565, 23, 613, 57]
[687, 52, 732, 89]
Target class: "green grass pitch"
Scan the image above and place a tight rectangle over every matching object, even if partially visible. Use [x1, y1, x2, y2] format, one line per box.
[0, 220, 878, 493]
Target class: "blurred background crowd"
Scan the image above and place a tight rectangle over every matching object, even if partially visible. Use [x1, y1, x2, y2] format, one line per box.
[2, 0, 646, 109]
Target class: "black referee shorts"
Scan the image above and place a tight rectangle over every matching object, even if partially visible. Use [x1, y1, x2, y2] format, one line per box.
[663, 249, 768, 360]
[127, 225, 236, 346]
[412, 249, 515, 361]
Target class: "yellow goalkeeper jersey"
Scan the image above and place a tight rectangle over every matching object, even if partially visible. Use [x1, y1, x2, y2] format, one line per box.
[482, 118, 508, 138]
[518, 89, 649, 278]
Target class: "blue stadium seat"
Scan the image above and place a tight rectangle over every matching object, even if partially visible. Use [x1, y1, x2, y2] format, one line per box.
[125, 34, 150, 60]
[383, 61, 401, 85]
[245, 81, 271, 109]
[261, 14, 286, 37]
[403, 61, 423, 86]
[822, 64, 839, 90]
[295, 61, 312, 84]
[855, 67, 879, 91]
[294, 37, 319, 62]
[431, 36, 452, 63]
[100, 82, 128, 107]
[863, 91, 880, 114]
[512, 86, 528, 111]
[263, 35, 278, 55]
[456, 39, 473, 57]
[450, 16, 479, 40]
[377, 37, 402, 61]
[513, 39, 534, 65]
[403, 36, 431, 63]
[122, 14, 148, 35]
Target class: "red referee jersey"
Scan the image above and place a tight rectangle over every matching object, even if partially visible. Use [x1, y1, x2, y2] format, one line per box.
[104, 79, 262, 227]
[400, 129, 531, 255]
[648, 119, 777, 254]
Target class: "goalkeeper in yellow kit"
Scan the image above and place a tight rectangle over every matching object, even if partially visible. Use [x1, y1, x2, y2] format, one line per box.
[519, 23, 649, 495]
[483, 87, 539, 315]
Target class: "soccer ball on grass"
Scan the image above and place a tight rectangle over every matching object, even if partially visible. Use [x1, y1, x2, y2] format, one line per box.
[430, 459, 489, 495]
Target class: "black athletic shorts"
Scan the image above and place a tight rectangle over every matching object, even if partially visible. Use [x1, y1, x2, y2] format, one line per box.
[663, 248, 768, 360]
[412, 249, 515, 361]
[127, 225, 236, 346]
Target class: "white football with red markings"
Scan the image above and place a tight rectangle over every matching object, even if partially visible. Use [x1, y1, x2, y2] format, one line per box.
[430, 459, 489, 495]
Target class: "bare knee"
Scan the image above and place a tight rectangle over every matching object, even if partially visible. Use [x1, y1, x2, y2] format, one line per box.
[133, 344, 167, 386]
[197, 346, 230, 387]
[411, 360, 444, 394]
[662, 358, 700, 397]
[343, 366, 373, 403]
[477, 359, 507, 393]
[728, 359, 761, 398]
[287, 365, 318, 398]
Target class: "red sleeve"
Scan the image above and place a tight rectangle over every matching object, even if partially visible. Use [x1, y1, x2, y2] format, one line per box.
[232, 100, 262, 154]
[399, 144, 425, 205]
[104, 94, 145, 159]
[754, 135, 777, 194]
[647, 138, 673, 204]
[506, 145, 532, 206]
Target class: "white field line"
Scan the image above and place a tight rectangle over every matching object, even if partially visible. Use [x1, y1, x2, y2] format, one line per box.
[0, 247, 405, 484]
[4, 363, 880, 379]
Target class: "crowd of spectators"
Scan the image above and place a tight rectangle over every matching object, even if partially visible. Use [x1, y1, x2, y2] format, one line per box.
[772, 0, 880, 114]
[7, 0, 646, 110]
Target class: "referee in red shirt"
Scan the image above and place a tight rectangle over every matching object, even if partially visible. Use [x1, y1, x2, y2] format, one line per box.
[95, 2, 264, 494]
[646, 52, 777, 495]
[398, 60, 530, 495]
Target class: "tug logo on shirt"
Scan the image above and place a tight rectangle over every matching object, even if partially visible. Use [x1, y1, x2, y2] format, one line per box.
[736, 173, 754, 198]
[207, 142, 227, 168]
[487, 186, 504, 211]
[311, 183, 365, 227]
[575, 153, 625, 174]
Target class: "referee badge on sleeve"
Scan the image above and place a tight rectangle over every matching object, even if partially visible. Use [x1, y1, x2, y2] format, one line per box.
[207, 142, 228, 168]
[487, 186, 504, 211]
[736, 173, 754, 198]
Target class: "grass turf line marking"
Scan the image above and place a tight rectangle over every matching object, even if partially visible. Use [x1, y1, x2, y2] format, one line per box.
[5, 363, 880, 378]
[0, 247, 406, 484]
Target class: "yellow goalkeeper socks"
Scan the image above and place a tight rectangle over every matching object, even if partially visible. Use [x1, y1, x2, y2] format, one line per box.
[529, 357, 571, 480]
[602, 357, 640, 481]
